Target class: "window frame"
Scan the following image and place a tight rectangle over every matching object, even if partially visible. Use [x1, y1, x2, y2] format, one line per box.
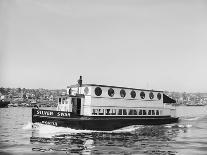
[157, 93, 162, 100]
[149, 92, 154, 99]
[95, 87, 102, 96]
[120, 89, 126, 98]
[130, 90, 136, 98]
[108, 88, 115, 97]
[140, 91, 145, 99]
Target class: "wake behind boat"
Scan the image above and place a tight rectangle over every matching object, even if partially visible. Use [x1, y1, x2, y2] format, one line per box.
[32, 76, 179, 131]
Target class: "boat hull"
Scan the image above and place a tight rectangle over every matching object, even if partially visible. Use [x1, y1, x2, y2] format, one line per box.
[32, 109, 179, 131]
[0, 101, 9, 108]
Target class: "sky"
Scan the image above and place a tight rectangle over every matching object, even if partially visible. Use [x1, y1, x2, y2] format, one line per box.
[0, 0, 207, 92]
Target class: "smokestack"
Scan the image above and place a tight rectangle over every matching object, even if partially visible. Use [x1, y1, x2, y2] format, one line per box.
[78, 76, 82, 87]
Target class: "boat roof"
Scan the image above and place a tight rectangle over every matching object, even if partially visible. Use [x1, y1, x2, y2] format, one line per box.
[67, 84, 163, 93]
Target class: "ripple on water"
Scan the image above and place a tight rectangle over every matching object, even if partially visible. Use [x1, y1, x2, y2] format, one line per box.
[1, 107, 207, 155]
[27, 124, 182, 154]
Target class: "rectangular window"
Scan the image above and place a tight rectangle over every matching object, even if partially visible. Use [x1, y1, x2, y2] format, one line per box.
[128, 109, 137, 115]
[105, 109, 111, 115]
[128, 109, 134, 115]
[123, 109, 127, 115]
[143, 110, 146, 115]
[152, 110, 155, 115]
[111, 109, 116, 115]
[148, 110, 151, 115]
[156, 110, 159, 115]
[92, 109, 98, 115]
[118, 109, 122, 115]
[138, 109, 142, 115]
[99, 109, 104, 115]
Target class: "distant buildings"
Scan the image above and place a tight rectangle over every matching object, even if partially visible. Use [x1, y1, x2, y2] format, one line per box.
[0, 87, 66, 107]
[165, 91, 207, 106]
[1, 87, 206, 107]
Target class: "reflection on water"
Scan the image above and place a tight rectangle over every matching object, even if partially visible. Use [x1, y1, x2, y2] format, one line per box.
[30, 124, 189, 154]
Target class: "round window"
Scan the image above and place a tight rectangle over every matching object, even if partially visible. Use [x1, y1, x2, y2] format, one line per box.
[140, 91, 145, 99]
[84, 87, 89, 95]
[120, 89, 126, 98]
[149, 92, 154, 99]
[157, 93, 162, 100]
[130, 90, 136, 98]
[108, 88, 115, 97]
[95, 87, 102, 96]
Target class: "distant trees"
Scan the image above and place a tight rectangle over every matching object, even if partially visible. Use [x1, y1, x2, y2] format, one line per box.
[0, 87, 6, 95]
[22, 88, 26, 93]
[0, 87, 11, 95]
[17, 88, 21, 93]
[23, 93, 27, 99]
[35, 91, 41, 99]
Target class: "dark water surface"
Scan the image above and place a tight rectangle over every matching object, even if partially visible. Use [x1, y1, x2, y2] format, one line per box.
[0, 106, 207, 155]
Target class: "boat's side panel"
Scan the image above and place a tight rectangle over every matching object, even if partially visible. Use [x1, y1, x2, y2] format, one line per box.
[90, 97, 163, 108]
[82, 96, 92, 116]
[32, 109, 179, 131]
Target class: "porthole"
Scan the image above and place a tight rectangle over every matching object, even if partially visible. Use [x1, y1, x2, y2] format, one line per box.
[130, 90, 136, 98]
[108, 88, 115, 97]
[120, 89, 126, 98]
[84, 87, 89, 95]
[157, 93, 162, 100]
[95, 87, 102, 96]
[140, 91, 145, 99]
[149, 92, 154, 99]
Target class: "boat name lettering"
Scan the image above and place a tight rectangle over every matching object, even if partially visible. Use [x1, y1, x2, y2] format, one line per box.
[36, 110, 54, 116]
[57, 112, 70, 117]
[41, 121, 57, 126]
[36, 110, 70, 117]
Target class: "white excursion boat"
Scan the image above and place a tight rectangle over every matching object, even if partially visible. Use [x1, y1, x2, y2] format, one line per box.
[32, 76, 179, 131]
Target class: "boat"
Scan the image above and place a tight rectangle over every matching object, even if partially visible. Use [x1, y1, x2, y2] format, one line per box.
[32, 76, 179, 131]
[0, 100, 10, 108]
[186, 103, 205, 106]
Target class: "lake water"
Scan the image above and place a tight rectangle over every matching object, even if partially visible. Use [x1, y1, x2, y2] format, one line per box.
[0, 106, 207, 155]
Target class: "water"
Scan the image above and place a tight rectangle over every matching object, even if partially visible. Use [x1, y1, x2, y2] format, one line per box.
[0, 106, 207, 155]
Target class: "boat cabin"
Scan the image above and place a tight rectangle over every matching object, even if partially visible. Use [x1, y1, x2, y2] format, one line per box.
[57, 77, 176, 117]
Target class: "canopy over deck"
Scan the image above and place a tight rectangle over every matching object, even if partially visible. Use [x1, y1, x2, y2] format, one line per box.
[163, 94, 176, 103]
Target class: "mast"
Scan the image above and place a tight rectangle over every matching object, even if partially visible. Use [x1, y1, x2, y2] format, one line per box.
[77, 76, 82, 94]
